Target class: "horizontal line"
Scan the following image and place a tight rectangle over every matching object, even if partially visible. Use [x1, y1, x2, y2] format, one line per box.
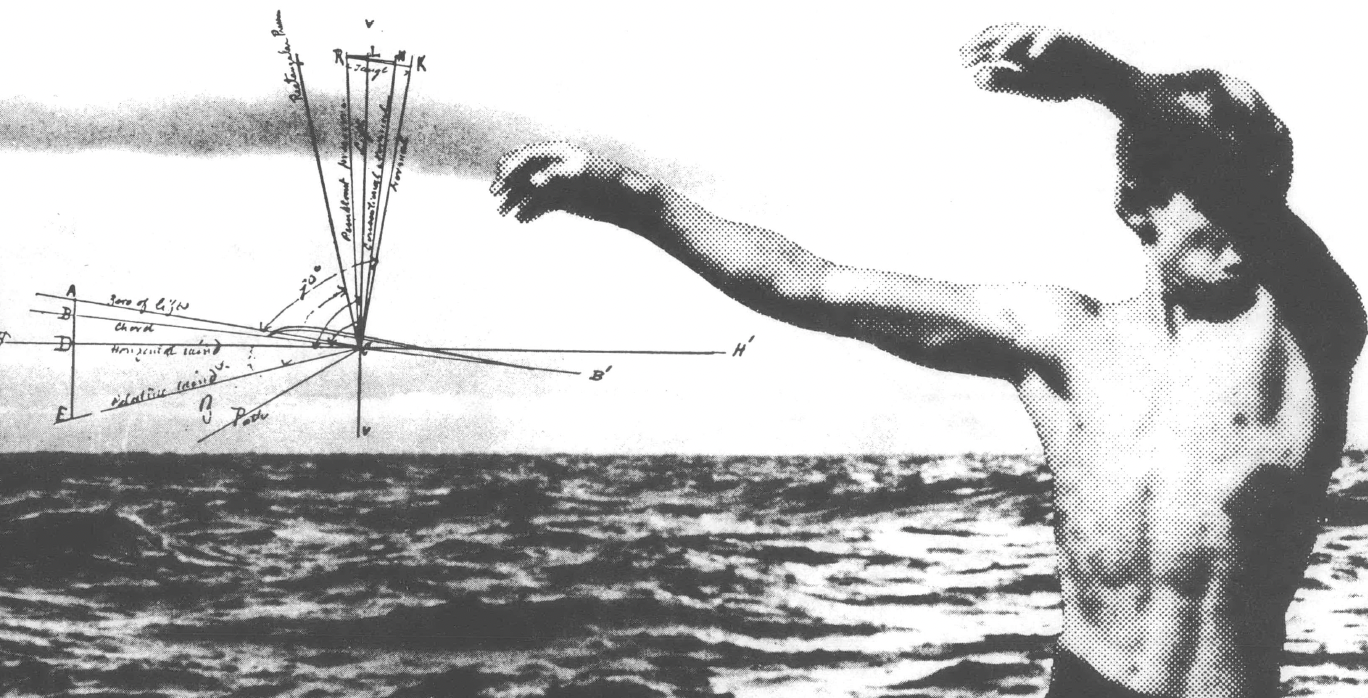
[34, 292, 284, 342]
[367, 345, 580, 376]
[409, 347, 728, 355]
[27, 310, 319, 347]
[345, 56, 411, 66]
[101, 349, 354, 414]
[6, 341, 331, 349]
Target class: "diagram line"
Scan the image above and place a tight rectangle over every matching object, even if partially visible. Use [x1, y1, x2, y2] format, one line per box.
[345, 54, 401, 64]
[267, 325, 354, 347]
[356, 350, 363, 438]
[30, 310, 320, 347]
[5, 341, 351, 350]
[295, 55, 358, 330]
[358, 331, 646, 372]
[69, 292, 76, 416]
[300, 301, 352, 346]
[381, 346, 728, 355]
[263, 274, 340, 331]
[363, 59, 413, 325]
[197, 350, 356, 444]
[343, 58, 362, 341]
[360, 336, 556, 371]
[359, 346, 491, 366]
[299, 287, 348, 328]
[32, 295, 350, 351]
[251, 322, 633, 373]
[365, 55, 398, 279]
[101, 349, 353, 414]
[366, 345, 581, 376]
[358, 59, 395, 338]
[361, 58, 407, 323]
[11, 333, 727, 357]
[34, 293, 290, 340]
[357, 54, 373, 345]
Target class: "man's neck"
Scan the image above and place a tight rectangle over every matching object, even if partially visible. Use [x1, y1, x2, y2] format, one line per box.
[1140, 263, 1259, 333]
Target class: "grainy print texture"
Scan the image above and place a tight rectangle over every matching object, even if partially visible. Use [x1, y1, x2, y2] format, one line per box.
[1, 9, 1364, 698]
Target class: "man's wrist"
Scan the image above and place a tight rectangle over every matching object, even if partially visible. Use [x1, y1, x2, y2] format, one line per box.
[591, 159, 668, 233]
[1084, 57, 1146, 118]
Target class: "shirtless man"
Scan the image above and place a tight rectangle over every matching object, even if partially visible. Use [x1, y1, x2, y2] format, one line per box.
[490, 25, 1366, 698]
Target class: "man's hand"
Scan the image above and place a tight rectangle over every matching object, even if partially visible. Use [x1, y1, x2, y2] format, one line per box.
[491, 141, 626, 224]
[960, 24, 1135, 106]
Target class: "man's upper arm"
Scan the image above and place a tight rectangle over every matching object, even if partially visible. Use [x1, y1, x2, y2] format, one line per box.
[803, 263, 1092, 384]
[1249, 208, 1367, 379]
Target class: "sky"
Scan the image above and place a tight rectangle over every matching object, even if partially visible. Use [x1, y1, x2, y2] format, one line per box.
[0, 1, 1365, 454]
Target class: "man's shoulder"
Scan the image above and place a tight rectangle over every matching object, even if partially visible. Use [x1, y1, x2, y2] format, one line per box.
[989, 284, 1103, 343]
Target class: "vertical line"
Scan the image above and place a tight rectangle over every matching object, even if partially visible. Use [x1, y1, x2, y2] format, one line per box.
[361, 57, 400, 324]
[345, 60, 362, 344]
[364, 60, 413, 323]
[295, 56, 358, 332]
[358, 55, 372, 342]
[69, 291, 76, 414]
[356, 349, 363, 438]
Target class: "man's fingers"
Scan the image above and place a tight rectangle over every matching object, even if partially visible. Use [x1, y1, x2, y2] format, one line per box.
[972, 62, 1025, 93]
[492, 142, 568, 190]
[491, 153, 530, 196]
[490, 141, 587, 223]
[992, 25, 1044, 65]
[490, 171, 514, 197]
[493, 145, 537, 189]
[514, 191, 560, 223]
[490, 153, 559, 209]
[961, 24, 1054, 73]
[1026, 28, 1060, 60]
[960, 24, 1014, 67]
[497, 190, 530, 218]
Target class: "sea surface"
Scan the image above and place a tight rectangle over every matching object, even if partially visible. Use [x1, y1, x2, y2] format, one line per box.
[1, 453, 1366, 698]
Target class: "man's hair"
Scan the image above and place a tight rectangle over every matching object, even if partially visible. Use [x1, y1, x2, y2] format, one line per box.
[1114, 69, 1293, 244]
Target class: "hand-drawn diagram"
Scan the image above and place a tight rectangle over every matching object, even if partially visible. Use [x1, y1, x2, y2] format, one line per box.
[0, 13, 741, 445]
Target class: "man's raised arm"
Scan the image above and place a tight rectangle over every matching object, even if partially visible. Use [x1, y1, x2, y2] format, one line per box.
[964, 24, 1367, 374]
[490, 142, 1087, 384]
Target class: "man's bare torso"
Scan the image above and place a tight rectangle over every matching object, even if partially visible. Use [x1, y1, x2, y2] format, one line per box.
[494, 24, 1368, 696]
[1018, 284, 1341, 697]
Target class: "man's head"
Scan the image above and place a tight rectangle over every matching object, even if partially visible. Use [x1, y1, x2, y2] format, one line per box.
[1114, 69, 1293, 291]
[1142, 191, 1249, 297]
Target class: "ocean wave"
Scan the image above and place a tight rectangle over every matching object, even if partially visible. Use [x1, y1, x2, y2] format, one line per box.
[2, 452, 1366, 697]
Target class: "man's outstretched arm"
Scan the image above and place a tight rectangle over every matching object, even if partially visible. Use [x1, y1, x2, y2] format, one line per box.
[490, 142, 1088, 384]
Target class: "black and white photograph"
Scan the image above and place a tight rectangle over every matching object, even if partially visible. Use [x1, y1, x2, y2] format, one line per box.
[0, 3, 1365, 696]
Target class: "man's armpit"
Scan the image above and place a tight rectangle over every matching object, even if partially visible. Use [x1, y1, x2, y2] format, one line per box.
[962, 284, 1093, 385]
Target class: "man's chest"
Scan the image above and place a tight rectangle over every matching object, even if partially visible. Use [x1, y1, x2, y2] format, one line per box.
[1023, 297, 1326, 473]
[1030, 304, 1332, 570]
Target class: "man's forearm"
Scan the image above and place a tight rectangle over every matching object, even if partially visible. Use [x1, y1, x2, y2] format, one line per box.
[1084, 57, 1147, 121]
[593, 162, 833, 327]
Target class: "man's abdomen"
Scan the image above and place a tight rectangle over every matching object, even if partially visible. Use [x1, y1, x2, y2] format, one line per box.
[1053, 456, 1320, 697]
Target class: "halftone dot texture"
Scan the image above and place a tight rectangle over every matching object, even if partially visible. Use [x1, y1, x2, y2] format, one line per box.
[1117, 69, 1294, 243]
[489, 24, 1362, 698]
[958, 24, 1353, 698]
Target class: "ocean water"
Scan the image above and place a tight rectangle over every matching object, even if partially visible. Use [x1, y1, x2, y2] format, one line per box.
[0, 452, 1365, 698]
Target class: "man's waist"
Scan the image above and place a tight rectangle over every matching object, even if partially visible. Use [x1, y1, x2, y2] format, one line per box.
[1054, 627, 1282, 698]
